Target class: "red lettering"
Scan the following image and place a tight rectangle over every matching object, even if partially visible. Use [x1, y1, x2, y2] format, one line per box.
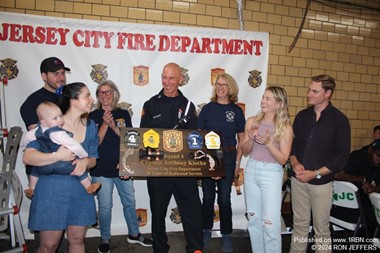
[253, 40, 263, 56]
[0, 23, 9, 41]
[73, 30, 84, 47]
[170, 36, 181, 52]
[234, 40, 243, 54]
[45, 27, 59, 45]
[34, 26, 46, 44]
[117, 33, 133, 49]
[180, 36, 191, 52]
[21, 25, 35, 43]
[201, 38, 212, 53]
[158, 35, 170, 51]
[145, 34, 156, 51]
[189, 37, 201, 53]
[9, 24, 22, 42]
[221, 39, 234, 54]
[211, 38, 222, 54]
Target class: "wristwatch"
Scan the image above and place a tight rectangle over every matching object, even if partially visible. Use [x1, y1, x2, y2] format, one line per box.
[315, 170, 322, 179]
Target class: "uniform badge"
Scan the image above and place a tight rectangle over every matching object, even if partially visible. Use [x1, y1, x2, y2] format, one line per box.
[187, 131, 203, 149]
[170, 207, 182, 224]
[143, 129, 160, 148]
[124, 130, 141, 148]
[248, 69, 263, 88]
[163, 130, 183, 152]
[180, 67, 190, 87]
[90, 64, 108, 84]
[210, 68, 225, 86]
[0, 58, 19, 81]
[136, 208, 148, 227]
[116, 118, 126, 128]
[133, 65, 149, 86]
[205, 131, 221, 149]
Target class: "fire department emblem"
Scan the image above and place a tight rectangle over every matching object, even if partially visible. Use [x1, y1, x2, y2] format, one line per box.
[90, 64, 108, 84]
[180, 67, 190, 87]
[170, 207, 182, 224]
[163, 130, 183, 152]
[213, 205, 220, 222]
[210, 68, 225, 86]
[236, 102, 246, 116]
[133, 65, 149, 86]
[0, 58, 19, 80]
[248, 70, 262, 88]
[136, 208, 148, 227]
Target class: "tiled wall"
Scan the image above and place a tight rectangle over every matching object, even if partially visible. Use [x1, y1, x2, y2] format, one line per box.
[2, 0, 380, 150]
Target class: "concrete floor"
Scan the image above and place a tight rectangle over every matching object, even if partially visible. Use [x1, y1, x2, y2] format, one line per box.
[1, 229, 292, 253]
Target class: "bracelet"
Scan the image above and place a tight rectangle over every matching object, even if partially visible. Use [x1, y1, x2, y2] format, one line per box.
[235, 161, 240, 165]
[52, 152, 57, 162]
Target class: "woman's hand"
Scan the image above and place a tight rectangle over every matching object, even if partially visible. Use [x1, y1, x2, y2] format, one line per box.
[247, 124, 259, 141]
[102, 110, 114, 126]
[71, 158, 88, 176]
[103, 110, 120, 136]
[55, 145, 76, 161]
[254, 129, 270, 146]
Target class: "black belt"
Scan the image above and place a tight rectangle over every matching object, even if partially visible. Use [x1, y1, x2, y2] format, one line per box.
[223, 146, 236, 152]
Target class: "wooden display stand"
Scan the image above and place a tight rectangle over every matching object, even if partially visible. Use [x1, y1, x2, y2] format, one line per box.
[119, 127, 226, 178]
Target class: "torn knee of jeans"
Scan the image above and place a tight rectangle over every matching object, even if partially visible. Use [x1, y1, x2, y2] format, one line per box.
[245, 212, 255, 220]
[263, 218, 273, 227]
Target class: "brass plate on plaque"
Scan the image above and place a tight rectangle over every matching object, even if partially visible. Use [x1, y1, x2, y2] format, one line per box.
[119, 127, 226, 178]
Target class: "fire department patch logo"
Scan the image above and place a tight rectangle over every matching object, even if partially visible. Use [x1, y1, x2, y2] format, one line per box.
[163, 130, 183, 152]
[248, 69, 262, 88]
[213, 205, 220, 222]
[133, 65, 149, 86]
[236, 102, 246, 116]
[0, 58, 19, 80]
[211, 68, 225, 86]
[170, 207, 182, 224]
[180, 67, 189, 87]
[136, 208, 148, 227]
[90, 64, 108, 84]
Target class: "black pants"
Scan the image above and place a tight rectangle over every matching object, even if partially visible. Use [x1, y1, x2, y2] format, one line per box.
[147, 177, 203, 253]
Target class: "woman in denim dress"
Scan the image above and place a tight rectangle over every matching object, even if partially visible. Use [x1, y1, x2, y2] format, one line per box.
[23, 82, 98, 253]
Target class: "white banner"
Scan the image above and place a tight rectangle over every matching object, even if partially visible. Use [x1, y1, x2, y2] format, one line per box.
[0, 12, 268, 238]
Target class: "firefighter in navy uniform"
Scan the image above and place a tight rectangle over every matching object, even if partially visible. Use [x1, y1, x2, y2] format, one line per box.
[140, 62, 203, 253]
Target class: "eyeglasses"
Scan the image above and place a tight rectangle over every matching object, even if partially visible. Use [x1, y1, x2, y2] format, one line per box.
[215, 83, 228, 87]
[97, 90, 113, 96]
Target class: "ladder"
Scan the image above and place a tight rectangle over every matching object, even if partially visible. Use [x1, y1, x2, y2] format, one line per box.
[0, 126, 26, 253]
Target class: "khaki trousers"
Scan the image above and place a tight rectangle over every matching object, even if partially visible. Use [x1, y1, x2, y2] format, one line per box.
[290, 177, 333, 253]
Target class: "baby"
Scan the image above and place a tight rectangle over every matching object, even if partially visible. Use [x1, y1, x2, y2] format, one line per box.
[21, 101, 100, 197]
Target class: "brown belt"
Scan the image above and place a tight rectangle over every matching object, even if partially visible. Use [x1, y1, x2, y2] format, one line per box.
[223, 146, 236, 152]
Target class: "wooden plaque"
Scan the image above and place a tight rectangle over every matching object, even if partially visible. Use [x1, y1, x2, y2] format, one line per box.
[119, 127, 226, 177]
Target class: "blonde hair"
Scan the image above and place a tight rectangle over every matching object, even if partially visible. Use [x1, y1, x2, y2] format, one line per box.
[254, 86, 291, 142]
[211, 73, 239, 103]
[95, 80, 121, 109]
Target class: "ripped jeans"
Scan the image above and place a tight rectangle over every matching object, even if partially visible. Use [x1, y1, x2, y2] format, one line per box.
[244, 158, 283, 253]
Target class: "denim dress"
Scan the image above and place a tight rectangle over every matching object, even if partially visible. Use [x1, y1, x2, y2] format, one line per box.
[28, 120, 99, 230]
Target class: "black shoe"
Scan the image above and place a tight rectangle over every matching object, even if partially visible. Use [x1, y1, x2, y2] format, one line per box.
[127, 233, 153, 247]
[98, 243, 110, 253]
